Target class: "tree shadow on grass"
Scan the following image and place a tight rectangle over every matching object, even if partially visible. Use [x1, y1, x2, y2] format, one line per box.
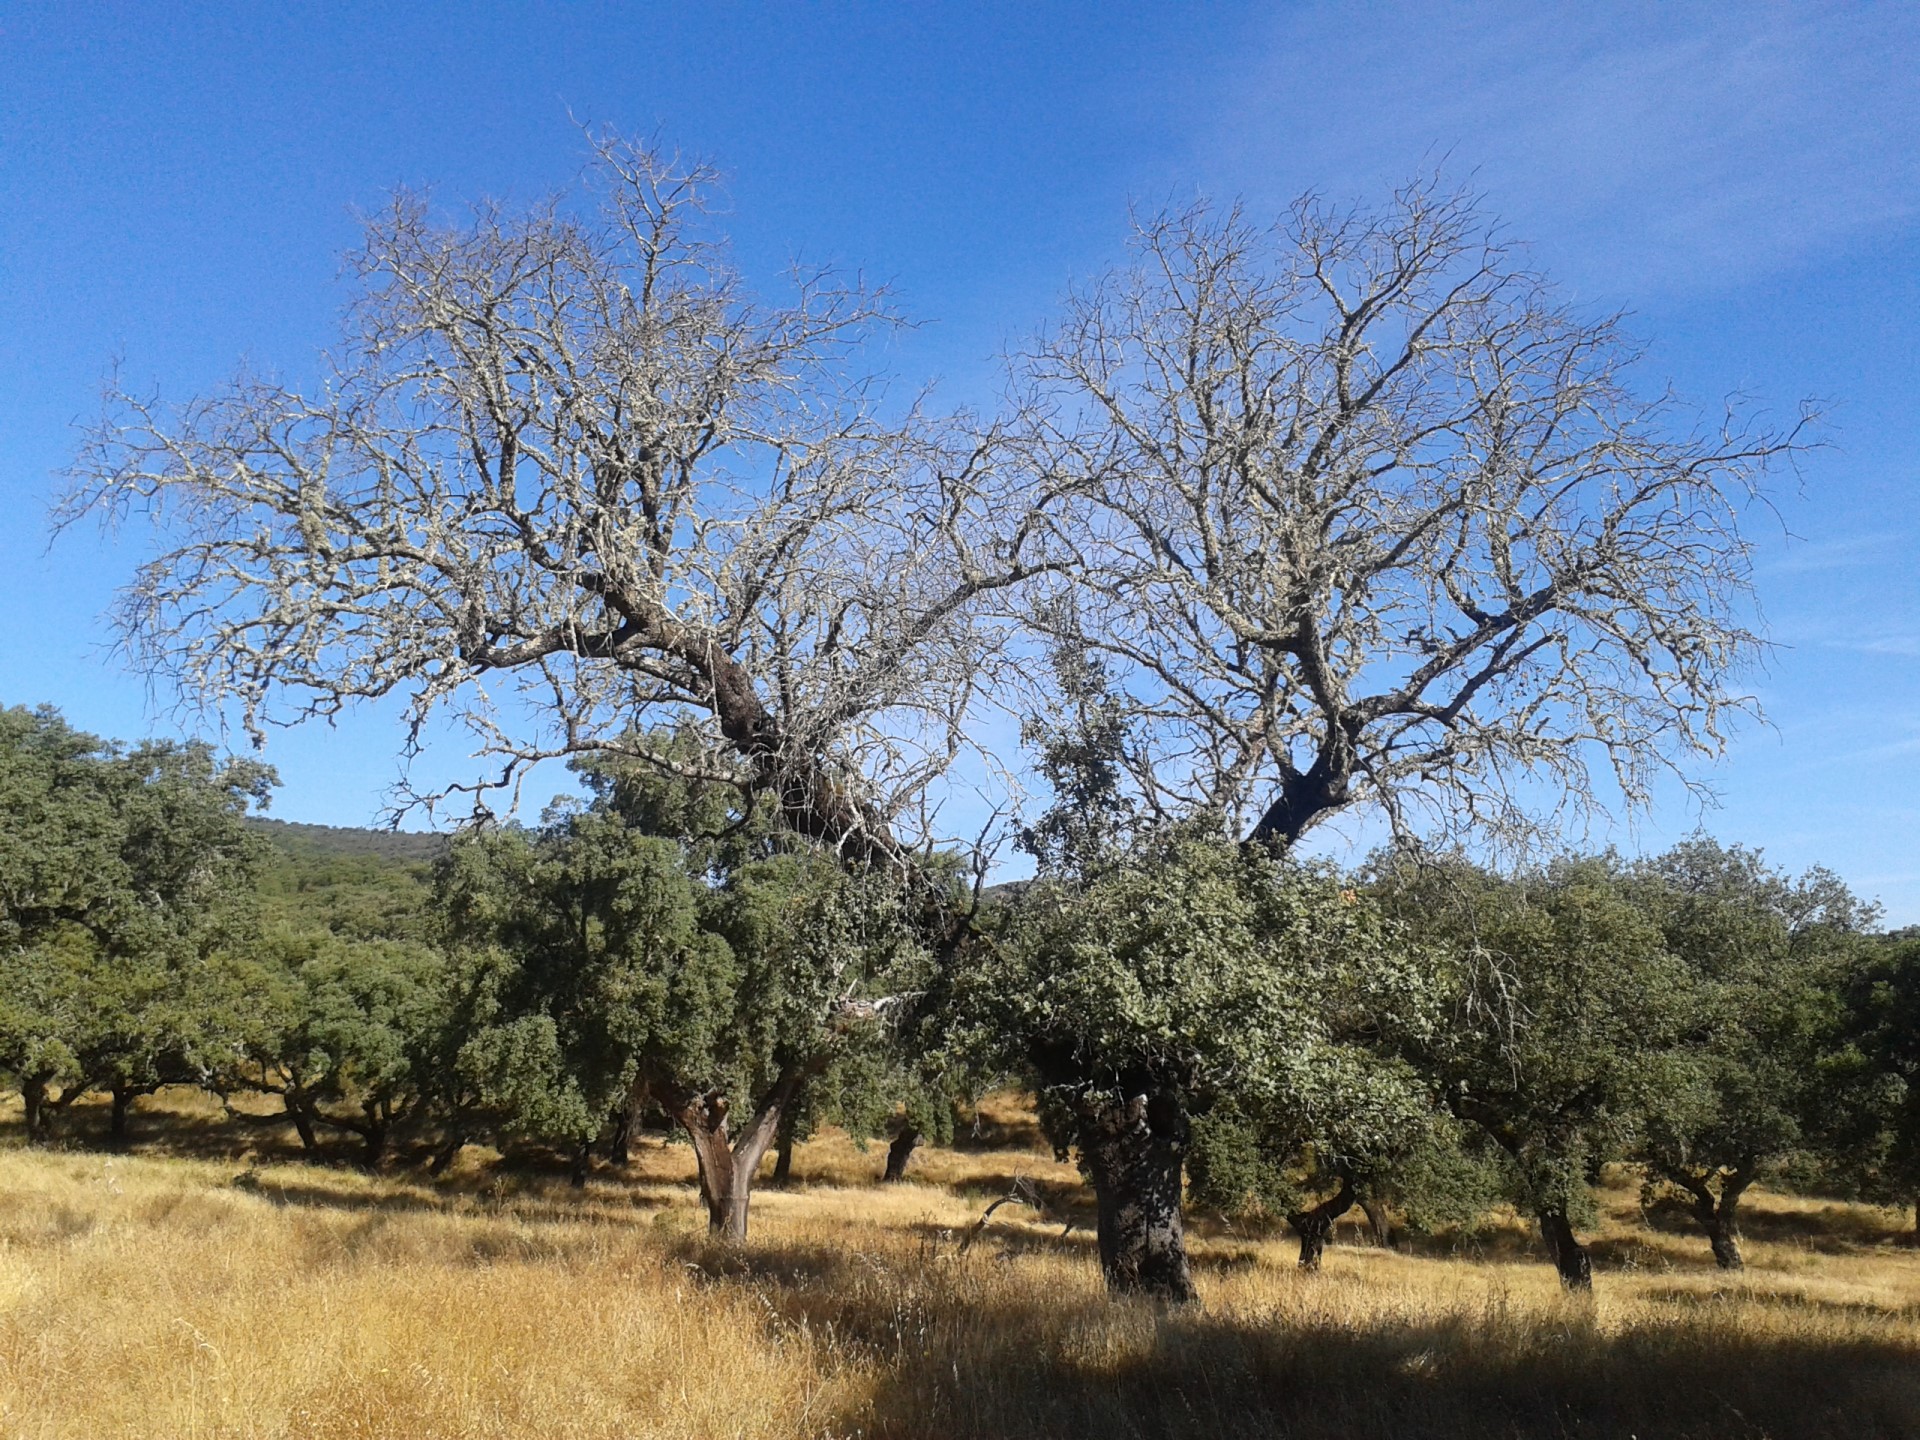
[670, 1237, 1920, 1440]
[1639, 1191, 1912, 1255]
[857, 1306, 1919, 1440]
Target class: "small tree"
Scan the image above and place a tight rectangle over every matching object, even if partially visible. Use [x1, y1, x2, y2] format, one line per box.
[0, 705, 270, 1143]
[1186, 1089, 1469, 1268]
[1377, 852, 1689, 1289]
[957, 832, 1426, 1301]
[437, 756, 928, 1238]
[255, 933, 450, 1165]
[1628, 838, 1873, 1268]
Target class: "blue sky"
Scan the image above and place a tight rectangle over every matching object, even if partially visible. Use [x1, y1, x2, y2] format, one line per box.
[2, 2, 1916, 919]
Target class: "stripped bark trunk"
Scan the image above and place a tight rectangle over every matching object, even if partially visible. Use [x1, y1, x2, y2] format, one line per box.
[1080, 1092, 1196, 1303]
[662, 1063, 815, 1241]
[1287, 1169, 1358, 1271]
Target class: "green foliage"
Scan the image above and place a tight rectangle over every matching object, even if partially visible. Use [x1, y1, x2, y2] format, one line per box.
[1625, 838, 1872, 1202]
[962, 830, 1433, 1161]
[0, 704, 272, 1135]
[434, 752, 930, 1151]
[1375, 851, 1692, 1223]
[1827, 930, 1920, 1211]
[249, 820, 437, 942]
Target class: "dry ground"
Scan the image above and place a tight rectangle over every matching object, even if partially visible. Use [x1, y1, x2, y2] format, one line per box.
[3, 1091, 1919, 1439]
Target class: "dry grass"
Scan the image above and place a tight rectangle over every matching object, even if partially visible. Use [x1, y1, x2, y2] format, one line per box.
[4, 1092, 1920, 1438]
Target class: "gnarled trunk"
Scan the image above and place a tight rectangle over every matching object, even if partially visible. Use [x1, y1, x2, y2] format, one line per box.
[883, 1124, 920, 1183]
[1080, 1091, 1196, 1303]
[1669, 1165, 1752, 1271]
[1538, 1207, 1592, 1290]
[1287, 1169, 1357, 1271]
[662, 1063, 814, 1241]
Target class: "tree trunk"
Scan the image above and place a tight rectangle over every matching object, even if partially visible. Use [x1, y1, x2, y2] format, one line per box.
[21, 1075, 50, 1145]
[1360, 1194, 1393, 1248]
[428, 1131, 466, 1177]
[360, 1103, 389, 1169]
[693, 1118, 749, 1237]
[1701, 1174, 1750, 1271]
[883, 1124, 920, 1183]
[1538, 1207, 1593, 1291]
[606, 1103, 632, 1167]
[570, 1138, 592, 1188]
[109, 1086, 136, 1146]
[1287, 1170, 1357, 1271]
[771, 1131, 794, 1187]
[285, 1096, 320, 1153]
[1080, 1092, 1196, 1303]
[1668, 1166, 1751, 1271]
[663, 1065, 811, 1242]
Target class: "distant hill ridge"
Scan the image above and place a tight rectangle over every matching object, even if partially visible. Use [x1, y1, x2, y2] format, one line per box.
[245, 816, 450, 863]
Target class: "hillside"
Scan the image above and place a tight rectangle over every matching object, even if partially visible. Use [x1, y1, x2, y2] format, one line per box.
[246, 817, 445, 939]
[245, 817, 451, 864]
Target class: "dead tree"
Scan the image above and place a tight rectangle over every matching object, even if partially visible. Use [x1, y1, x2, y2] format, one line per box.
[1005, 178, 1808, 1299]
[61, 131, 1059, 866]
[1015, 181, 1808, 854]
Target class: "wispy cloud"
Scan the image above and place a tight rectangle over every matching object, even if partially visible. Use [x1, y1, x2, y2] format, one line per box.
[1821, 633, 1920, 659]
[1761, 533, 1914, 576]
[1209, 0, 1920, 294]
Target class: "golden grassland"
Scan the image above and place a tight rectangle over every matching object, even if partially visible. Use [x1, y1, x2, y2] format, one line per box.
[4, 1092, 1920, 1439]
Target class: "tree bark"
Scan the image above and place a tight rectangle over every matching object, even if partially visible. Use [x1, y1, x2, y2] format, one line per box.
[1538, 1207, 1593, 1290]
[662, 1063, 814, 1241]
[360, 1103, 389, 1169]
[1079, 1092, 1196, 1303]
[285, 1095, 320, 1153]
[883, 1124, 920, 1183]
[428, 1131, 466, 1177]
[21, 1075, 50, 1144]
[1360, 1194, 1393, 1248]
[771, 1129, 794, 1187]
[109, 1086, 137, 1146]
[1287, 1170, 1357, 1271]
[1667, 1166, 1751, 1271]
[605, 1102, 632, 1167]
